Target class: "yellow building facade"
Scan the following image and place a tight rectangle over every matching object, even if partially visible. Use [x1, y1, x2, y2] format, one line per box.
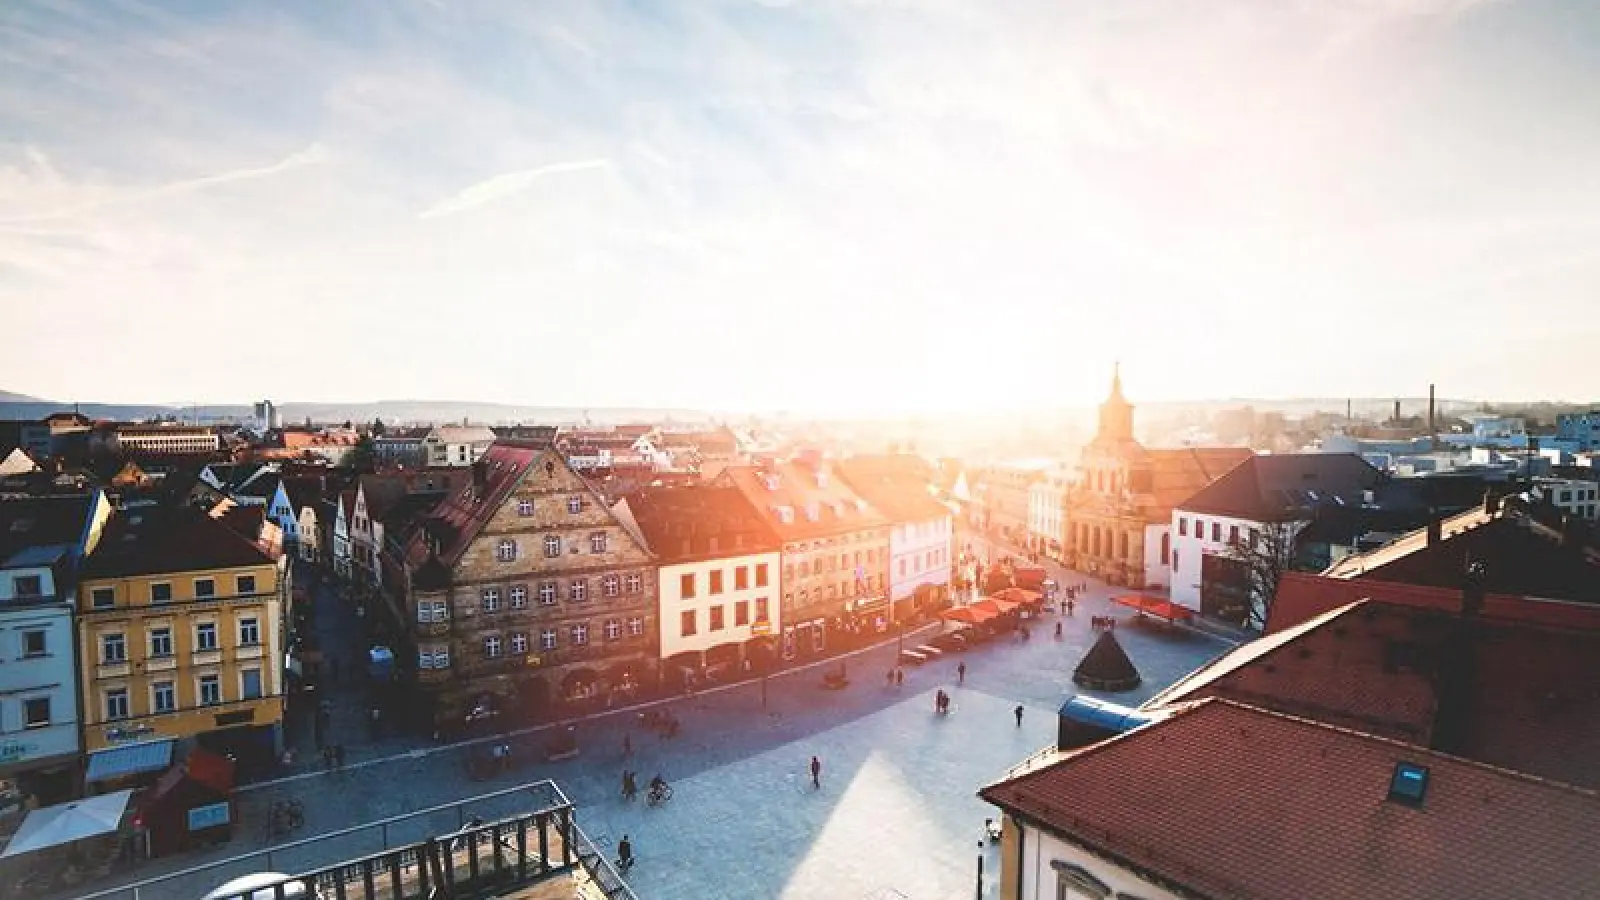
[76, 509, 285, 771]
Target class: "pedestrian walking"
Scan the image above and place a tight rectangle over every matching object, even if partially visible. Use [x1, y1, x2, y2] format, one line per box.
[886, 669, 895, 688]
[1014, 705, 1024, 727]
[895, 669, 904, 687]
[810, 755, 822, 789]
[957, 662, 966, 685]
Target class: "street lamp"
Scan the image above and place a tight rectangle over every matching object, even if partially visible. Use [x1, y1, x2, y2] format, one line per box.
[975, 838, 985, 899]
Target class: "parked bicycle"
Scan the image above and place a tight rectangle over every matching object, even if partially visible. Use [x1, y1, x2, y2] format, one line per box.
[646, 777, 673, 808]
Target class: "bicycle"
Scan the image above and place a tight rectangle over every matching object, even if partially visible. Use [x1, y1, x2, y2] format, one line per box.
[268, 799, 305, 838]
[645, 783, 673, 807]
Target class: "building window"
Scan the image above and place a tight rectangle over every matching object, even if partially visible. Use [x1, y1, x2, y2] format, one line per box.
[681, 610, 697, 637]
[567, 496, 583, 514]
[417, 600, 448, 623]
[1229, 525, 1240, 546]
[680, 573, 696, 599]
[1212, 523, 1222, 543]
[756, 563, 769, 587]
[497, 539, 518, 562]
[517, 499, 534, 517]
[92, 586, 116, 609]
[605, 619, 622, 641]
[510, 585, 528, 608]
[540, 628, 558, 651]
[569, 579, 588, 602]
[1193, 520, 1204, 541]
[105, 689, 129, 721]
[149, 628, 173, 658]
[543, 535, 562, 558]
[102, 633, 127, 664]
[199, 674, 222, 705]
[784, 563, 795, 582]
[570, 623, 589, 646]
[510, 632, 528, 654]
[241, 669, 263, 700]
[628, 617, 645, 636]
[237, 575, 257, 595]
[590, 532, 608, 553]
[195, 578, 216, 599]
[153, 681, 175, 713]
[196, 622, 218, 652]
[482, 588, 501, 612]
[710, 570, 724, 595]
[239, 617, 260, 646]
[799, 561, 810, 578]
[12, 575, 41, 597]
[755, 597, 769, 622]
[1178, 518, 1188, 537]
[21, 629, 46, 658]
[538, 581, 557, 604]
[482, 634, 505, 658]
[735, 567, 749, 590]
[602, 574, 620, 597]
[735, 600, 750, 626]
[709, 605, 725, 631]
[626, 572, 642, 594]
[23, 697, 49, 728]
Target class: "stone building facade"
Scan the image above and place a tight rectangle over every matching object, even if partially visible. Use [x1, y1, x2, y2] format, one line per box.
[402, 443, 658, 734]
[1064, 367, 1252, 588]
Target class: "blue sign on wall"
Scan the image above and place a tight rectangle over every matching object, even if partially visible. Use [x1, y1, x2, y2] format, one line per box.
[187, 802, 231, 831]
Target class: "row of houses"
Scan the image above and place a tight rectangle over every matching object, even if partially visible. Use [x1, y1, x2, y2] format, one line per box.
[299, 444, 955, 735]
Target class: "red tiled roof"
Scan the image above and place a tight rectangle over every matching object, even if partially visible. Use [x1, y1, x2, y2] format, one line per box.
[718, 462, 889, 540]
[1143, 447, 1253, 522]
[624, 486, 781, 564]
[1269, 571, 1600, 635]
[83, 506, 272, 580]
[833, 455, 950, 523]
[982, 698, 1600, 900]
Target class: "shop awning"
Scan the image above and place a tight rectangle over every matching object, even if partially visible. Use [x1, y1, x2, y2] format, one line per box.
[972, 597, 1021, 617]
[1111, 594, 1195, 623]
[85, 739, 175, 783]
[939, 605, 998, 625]
[991, 587, 1042, 605]
[1, 790, 132, 858]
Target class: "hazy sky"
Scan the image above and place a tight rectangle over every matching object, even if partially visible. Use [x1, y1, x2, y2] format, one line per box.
[3, 0, 1599, 414]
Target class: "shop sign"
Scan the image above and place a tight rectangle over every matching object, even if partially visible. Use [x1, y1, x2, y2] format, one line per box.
[0, 741, 34, 763]
[187, 802, 231, 831]
[751, 620, 771, 636]
[525, 655, 543, 667]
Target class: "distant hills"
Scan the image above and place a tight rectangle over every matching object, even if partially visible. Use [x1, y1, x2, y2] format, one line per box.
[0, 394, 719, 427]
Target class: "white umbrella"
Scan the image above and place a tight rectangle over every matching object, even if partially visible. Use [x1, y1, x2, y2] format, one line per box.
[0, 790, 133, 858]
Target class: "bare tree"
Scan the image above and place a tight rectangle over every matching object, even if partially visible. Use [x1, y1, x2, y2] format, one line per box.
[1222, 520, 1301, 631]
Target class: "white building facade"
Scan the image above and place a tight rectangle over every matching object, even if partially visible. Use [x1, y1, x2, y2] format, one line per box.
[1026, 474, 1070, 560]
[656, 551, 782, 661]
[1141, 522, 1172, 592]
[422, 426, 496, 467]
[888, 514, 953, 608]
[1169, 509, 1305, 614]
[1532, 478, 1600, 521]
[1007, 820, 1183, 900]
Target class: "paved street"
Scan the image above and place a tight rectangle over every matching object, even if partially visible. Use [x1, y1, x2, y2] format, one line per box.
[61, 561, 1233, 900]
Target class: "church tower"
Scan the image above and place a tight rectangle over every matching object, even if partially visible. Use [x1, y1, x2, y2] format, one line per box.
[1096, 362, 1135, 444]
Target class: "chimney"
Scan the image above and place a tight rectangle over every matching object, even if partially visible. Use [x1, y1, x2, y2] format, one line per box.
[1428, 384, 1437, 452]
[1393, 399, 1402, 424]
[471, 460, 488, 490]
[1426, 513, 1442, 546]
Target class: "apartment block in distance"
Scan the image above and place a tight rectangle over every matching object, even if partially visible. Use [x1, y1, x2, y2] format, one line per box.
[77, 507, 286, 785]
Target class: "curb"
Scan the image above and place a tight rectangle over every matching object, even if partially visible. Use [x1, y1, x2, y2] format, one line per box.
[239, 621, 943, 794]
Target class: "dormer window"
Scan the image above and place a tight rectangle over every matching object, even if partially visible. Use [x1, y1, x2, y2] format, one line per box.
[567, 496, 583, 515]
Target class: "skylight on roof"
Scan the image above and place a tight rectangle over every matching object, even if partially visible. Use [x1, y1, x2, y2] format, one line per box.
[1388, 761, 1429, 807]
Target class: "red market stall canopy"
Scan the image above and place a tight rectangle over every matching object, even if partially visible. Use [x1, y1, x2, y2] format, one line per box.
[940, 605, 998, 625]
[1112, 594, 1195, 623]
[973, 597, 1021, 617]
[991, 587, 1043, 606]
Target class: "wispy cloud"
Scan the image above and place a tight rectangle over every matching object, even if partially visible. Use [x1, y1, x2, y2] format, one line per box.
[417, 159, 611, 220]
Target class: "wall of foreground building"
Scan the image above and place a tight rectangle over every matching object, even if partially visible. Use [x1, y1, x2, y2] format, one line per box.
[1007, 817, 1181, 900]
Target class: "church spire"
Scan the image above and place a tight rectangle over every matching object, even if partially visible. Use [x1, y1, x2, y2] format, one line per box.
[1096, 362, 1135, 443]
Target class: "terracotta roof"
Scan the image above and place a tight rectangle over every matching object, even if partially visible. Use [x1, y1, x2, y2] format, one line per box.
[1322, 503, 1600, 603]
[981, 698, 1600, 900]
[1143, 447, 1254, 522]
[717, 462, 890, 540]
[83, 506, 272, 580]
[1268, 571, 1600, 635]
[431, 425, 496, 444]
[1176, 453, 1384, 521]
[833, 455, 949, 524]
[623, 486, 780, 564]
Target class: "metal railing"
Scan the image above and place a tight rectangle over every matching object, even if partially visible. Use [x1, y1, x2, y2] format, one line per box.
[59, 780, 577, 900]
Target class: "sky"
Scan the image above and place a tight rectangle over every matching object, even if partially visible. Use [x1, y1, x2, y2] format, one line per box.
[2, 0, 1599, 415]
